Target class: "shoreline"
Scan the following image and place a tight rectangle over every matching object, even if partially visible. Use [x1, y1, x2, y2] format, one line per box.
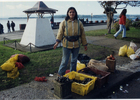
[52, 22, 107, 29]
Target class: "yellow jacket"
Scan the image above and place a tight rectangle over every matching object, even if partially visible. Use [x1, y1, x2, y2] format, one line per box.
[56, 19, 87, 49]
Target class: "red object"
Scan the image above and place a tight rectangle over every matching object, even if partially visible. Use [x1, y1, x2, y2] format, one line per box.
[15, 62, 24, 69]
[65, 70, 70, 74]
[119, 15, 126, 25]
[11, 54, 30, 64]
[34, 76, 47, 82]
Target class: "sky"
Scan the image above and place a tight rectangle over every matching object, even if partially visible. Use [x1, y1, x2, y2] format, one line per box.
[0, 0, 140, 18]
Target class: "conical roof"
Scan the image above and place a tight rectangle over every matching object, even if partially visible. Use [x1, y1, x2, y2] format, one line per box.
[23, 1, 58, 14]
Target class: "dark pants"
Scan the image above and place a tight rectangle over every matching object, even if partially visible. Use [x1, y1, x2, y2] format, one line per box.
[12, 27, 15, 31]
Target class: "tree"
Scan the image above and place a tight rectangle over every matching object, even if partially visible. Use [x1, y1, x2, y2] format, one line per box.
[98, 1, 140, 34]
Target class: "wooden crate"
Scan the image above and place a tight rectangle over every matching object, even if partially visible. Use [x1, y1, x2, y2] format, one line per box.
[53, 80, 72, 98]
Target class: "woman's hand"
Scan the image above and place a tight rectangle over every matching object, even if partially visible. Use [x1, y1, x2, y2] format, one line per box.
[53, 42, 59, 50]
[84, 46, 87, 51]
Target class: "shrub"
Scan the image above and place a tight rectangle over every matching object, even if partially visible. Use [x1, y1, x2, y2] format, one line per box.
[132, 21, 140, 29]
[126, 19, 132, 30]
[113, 18, 132, 32]
[113, 21, 119, 32]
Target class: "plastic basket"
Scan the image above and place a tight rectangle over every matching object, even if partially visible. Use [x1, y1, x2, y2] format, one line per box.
[63, 71, 97, 96]
[78, 67, 110, 88]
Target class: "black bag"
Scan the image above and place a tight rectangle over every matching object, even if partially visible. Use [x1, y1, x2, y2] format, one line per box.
[78, 53, 91, 66]
[65, 35, 79, 42]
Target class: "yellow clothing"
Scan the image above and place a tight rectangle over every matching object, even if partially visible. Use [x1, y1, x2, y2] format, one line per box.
[56, 19, 87, 49]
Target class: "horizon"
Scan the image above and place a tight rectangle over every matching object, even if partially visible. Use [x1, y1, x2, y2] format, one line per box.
[0, 1, 140, 18]
[1, 14, 140, 19]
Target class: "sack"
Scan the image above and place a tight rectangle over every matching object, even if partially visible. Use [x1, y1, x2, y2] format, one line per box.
[118, 45, 127, 56]
[127, 46, 135, 57]
[87, 59, 108, 72]
[76, 62, 86, 72]
[15, 62, 24, 69]
[130, 48, 140, 60]
[1, 54, 18, 71]
[1, 63, 15, 71]
[130, 41, 137, 52]
[11, 54, 30, 64]
[7, 67, 19, 79]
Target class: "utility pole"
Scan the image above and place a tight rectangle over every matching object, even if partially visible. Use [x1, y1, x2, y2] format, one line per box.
[91, 13, 93, 22]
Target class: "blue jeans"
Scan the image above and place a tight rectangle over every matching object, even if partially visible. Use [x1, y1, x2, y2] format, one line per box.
[114, 24, 126, 38]
[58, 47, 80, 76]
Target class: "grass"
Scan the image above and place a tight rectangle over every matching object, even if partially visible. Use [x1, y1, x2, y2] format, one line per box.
[85, 29, 108, 36]
[85, 27, 140, 43]
[0, 26, 139, 91]
[0, 40, 112, 91]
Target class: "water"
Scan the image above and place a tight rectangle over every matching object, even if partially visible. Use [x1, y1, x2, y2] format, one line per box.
[0, 17, 108, 33]
[0, 18, 63, 33]
[0, 14, 139, 33]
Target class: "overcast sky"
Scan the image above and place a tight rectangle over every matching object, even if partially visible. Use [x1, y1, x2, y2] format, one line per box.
[0, 0, 140, 18]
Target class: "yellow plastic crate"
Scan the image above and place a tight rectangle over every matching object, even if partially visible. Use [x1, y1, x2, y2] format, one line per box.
[63, 71, 97, 96]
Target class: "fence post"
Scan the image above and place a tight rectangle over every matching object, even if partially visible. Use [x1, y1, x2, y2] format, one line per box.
[3, 37, 5, 44]
[15, 40, 17, 50]
[29, 43, 32, 53]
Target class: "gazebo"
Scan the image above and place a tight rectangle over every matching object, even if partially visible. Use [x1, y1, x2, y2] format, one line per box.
[20, 1, 58, 47]
[23, 1, 58, 20]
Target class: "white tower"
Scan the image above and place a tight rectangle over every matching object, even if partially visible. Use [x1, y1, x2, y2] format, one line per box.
[20, 1, 58, 47]
[20, 18, 56, 47]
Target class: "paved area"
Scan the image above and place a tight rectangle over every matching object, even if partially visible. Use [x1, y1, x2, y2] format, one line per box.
[0, 24, 107, 41]
[0, 24, 140, 99]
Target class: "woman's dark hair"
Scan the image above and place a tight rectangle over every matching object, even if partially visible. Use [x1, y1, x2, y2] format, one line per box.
[119, 9, 127, 18]
[65, 7, 78, 21]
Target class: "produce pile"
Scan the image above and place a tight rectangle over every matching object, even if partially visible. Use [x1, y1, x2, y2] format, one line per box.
[56, 76, 92, 84]
[72, 78, 92, 84]
[107, 54, 115, 60]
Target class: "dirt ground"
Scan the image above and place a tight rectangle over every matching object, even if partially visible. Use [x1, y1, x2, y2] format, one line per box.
[113, 50, 132, 66]
[106, 74, 140, 98]
[100, 50, 140, 99]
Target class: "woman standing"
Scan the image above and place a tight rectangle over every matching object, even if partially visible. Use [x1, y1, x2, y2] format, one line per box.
[114, 9, 127, 39]
[53, 7, 88, 76]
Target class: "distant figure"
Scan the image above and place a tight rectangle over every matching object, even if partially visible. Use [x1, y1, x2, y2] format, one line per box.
[0, 23, 2, 34]
[0, 23, 4, 34]
[86, 18, 88, 23]
[7, 21, 11, 33]
[11, 21, 15, 32]
[114, 9, 127, 39]
[50, 16, 54, 27]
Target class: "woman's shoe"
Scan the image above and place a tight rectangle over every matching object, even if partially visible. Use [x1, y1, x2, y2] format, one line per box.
[122, 37, 127, 39]
[114, 36, 117, 39]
